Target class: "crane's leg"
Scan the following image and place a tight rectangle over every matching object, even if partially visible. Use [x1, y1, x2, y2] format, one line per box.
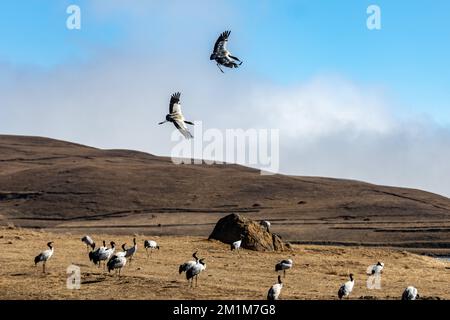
[42, 262, 45, 274]
[229, 55, 242, 63]
[283, 270, 286, 278]
[216, 63, 225, 73]
[196, 275, 198, 288]
[146, 248, 149, 258]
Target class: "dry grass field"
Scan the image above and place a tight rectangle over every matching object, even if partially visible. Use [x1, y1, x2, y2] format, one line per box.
[1, 226, 448, 300]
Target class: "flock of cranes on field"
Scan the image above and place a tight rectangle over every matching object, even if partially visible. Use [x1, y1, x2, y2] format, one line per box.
[33, 231, 419, 300]
[159, 30, 242, 139]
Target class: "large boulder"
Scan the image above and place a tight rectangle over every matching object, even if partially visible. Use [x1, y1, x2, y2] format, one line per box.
[208, 213, 286, 251]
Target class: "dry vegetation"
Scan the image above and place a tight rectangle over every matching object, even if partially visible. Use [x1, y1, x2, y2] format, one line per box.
[0, 227, 448, 300]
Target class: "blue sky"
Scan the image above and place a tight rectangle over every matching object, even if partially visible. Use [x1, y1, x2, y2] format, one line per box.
[0, 0, 449, 123]
[1, 1, 450, 196]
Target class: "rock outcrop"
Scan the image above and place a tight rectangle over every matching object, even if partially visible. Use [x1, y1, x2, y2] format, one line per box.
[208, 213, 286, 251]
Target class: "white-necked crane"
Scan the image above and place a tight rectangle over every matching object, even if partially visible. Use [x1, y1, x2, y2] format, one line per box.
[34, 241, 54, 274]
[267, 275, 283, 300]
[81, 235, 95, 252]
[179, 251, 199, 275]
[402, 286, 419, 300]
[144, 240, 160, 257]
[158, 92, 194, 139]
[210, 30, 243, 73]
[275, 259, 293, 278]
[186, 258, 206, 288]
[107, 254, 127, 277]
[338, 273, 355, 299]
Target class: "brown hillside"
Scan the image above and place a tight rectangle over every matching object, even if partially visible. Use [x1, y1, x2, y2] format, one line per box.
[1, 135, 449, 254]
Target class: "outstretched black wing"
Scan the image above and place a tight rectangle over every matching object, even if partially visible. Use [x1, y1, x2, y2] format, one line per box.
[169, 92, 181, 114]
[213, 30, 231, 55]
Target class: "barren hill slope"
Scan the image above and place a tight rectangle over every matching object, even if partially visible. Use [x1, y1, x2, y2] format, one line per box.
[1, 135, 449, 253]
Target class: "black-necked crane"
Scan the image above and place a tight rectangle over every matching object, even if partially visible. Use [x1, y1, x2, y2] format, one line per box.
[34, 241, 54, 274]
[93, 241, 115, 269]
[210, 30, 243, 73]
[107, 254, 127, 277]
[402, 286, 419, 300]
[81, 235, 95, 252]
[179, 251, 199, 275]
[89, 240, 105, 266]
[231, 234, 244, 255]
[115, 243, 128, 258]
[338, 273, 355, 299]
[267, 275, 283, 300]
[158, 92, 194, 139]
[186, 258, 206, 288]
[144, 240, 160, 257]
[260, 220, 271, 232]
[275, 259, 293, 278]
[124, 237, 137, 263]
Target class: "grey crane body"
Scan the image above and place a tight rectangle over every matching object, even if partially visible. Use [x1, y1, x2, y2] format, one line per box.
[186, 258, 206, 288]
[275, 259, 293, 278]
[210, 30, 243, 73]
[402, 286, 419, 300]
[267, 275, 283, 300]
[34, 241, 54, 274]
[338, 274, 355, 299]
[144, 240, 160, 257]
[231, 234, 245, 255]
[159, 92, 194, 139]
[107, 254, 127, 276]
[123, 238, 137, 263]
[81, 235, 95, 252]
[179, 251, 199, 275]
